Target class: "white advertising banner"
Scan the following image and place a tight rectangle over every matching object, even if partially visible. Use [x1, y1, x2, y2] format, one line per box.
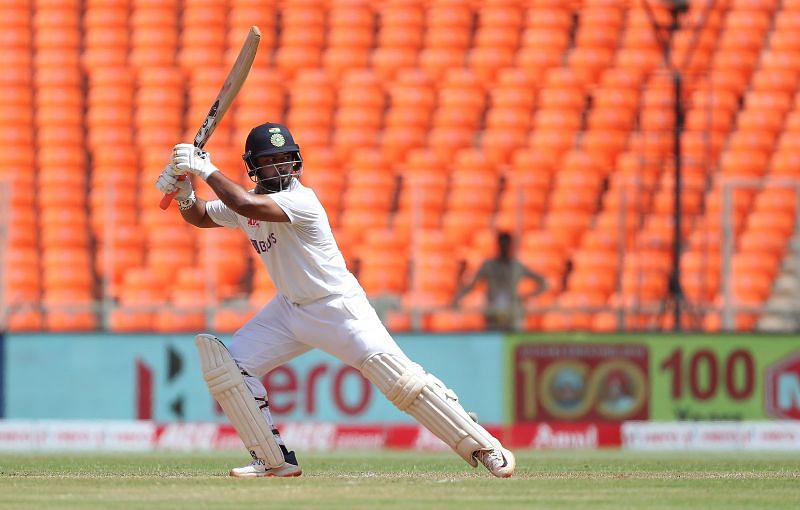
[0, 420, 155, 451]
[622, 421, 800, 451]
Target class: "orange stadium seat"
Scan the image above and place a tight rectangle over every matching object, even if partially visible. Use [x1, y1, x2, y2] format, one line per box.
[489, 87, 536, 111]
[738, 229, 788, 257]
[418, 47, 467, 81]
[274, 46, 322, 79]
[379, 24, 423, 51]
[3, 250, 39, 302]
[395, 198, 446, 228]
[575, 24, 619, 49]
[432, 107, 482, 130]
[541, 292, 602, 332]
[211, 307, 256, 334]
[358, 251, 408, 296]
[427, 127, 474, 162]
[428, 310, 485, 333]
[108, 268, 168, 332]
[131, 43, 177, 69]
[572, 249, 619, 274]
[719, 150, 771, 176]
[770, 151, 800, 176]
[588, 106, 636, 131]
[43, 290, 97, 332]
[153, 267, 210, 332]
[754, 185, 797, 212]
[481, 129, 528, 165]
[426, 23, 469, 48]
[534, 106, 583, 131]
[337, 103, 383, 130]
[7, 308, 44, 332]
[524, 21, 565, 49]
[442, 210, 494, 245]
[525, 5, 572, 29]
[152, 308, 206, 333]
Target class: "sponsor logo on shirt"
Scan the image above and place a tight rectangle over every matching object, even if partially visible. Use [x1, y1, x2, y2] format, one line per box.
[247, 218, 260, 228]
[250, 233, 277, 254]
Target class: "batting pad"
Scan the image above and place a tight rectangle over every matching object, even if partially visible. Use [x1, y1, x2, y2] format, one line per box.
[195, 334, 284, 468]
[360, 353, 498, 467]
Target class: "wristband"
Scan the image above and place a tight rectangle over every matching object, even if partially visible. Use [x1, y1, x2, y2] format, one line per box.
[196, 150, 220, 181]
[178, 190, 197, 211]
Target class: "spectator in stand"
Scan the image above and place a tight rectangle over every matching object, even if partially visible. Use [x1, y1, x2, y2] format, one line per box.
[452, 232, 547, 331]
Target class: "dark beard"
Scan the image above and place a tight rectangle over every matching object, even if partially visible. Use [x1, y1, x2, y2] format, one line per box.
[255, 177, 289, 194]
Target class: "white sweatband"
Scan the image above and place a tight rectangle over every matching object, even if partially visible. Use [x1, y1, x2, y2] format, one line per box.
[178, 190, 197, 211]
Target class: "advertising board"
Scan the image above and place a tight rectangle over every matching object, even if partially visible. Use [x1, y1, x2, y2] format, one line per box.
[508, 334, 800, 422]
[4, 333, 799, 424]
[2, 333, 503, 423]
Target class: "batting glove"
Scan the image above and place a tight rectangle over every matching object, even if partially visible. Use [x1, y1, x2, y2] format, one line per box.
[171, 143, 220, 181]
[156, 164, 193, 201]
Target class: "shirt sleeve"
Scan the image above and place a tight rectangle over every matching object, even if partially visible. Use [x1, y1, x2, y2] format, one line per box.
[518, 261, 547, 287]
[268, 189, 321, 225]
[205, 199, 240, 228]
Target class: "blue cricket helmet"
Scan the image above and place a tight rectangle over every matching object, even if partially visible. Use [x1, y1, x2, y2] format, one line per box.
[242, 122, 300, 165]
[242, 122, 303, 193]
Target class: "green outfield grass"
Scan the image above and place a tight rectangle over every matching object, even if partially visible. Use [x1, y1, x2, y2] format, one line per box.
[0, 450, 798, 510]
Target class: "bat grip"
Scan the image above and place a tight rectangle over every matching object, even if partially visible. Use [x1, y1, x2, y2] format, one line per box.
[159, 175, 187, 210]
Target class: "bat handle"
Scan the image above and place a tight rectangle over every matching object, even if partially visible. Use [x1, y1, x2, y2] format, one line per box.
[159, 175, 187, 210]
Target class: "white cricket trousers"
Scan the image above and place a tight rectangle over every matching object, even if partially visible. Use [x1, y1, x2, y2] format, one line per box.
[228, 290, 408, 377]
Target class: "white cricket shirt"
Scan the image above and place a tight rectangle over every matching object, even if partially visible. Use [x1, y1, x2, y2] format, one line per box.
[205, 180, 360, 304]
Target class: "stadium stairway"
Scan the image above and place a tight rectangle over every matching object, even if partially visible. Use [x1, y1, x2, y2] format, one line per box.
[758, 232, 800, 332]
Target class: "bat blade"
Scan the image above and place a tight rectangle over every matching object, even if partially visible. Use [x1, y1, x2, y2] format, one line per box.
[160, 26, 261, 210]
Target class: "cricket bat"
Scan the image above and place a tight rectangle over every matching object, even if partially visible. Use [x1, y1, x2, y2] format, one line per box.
[160, 25, 262, 209]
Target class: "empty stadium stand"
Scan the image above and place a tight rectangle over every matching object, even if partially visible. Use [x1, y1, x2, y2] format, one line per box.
[1, 0, 799, 333]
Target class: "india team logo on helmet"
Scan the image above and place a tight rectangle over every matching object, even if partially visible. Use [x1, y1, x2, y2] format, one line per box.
[244, 123, 300, 160]
[270, 133, 286, 147]
[242, 122, 303, 193]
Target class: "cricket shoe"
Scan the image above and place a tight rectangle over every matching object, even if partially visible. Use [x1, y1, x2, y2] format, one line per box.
[474, 447, 516, 478]
[229, 450, 302, 478]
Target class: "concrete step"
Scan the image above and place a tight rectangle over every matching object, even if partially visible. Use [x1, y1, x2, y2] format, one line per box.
[782, 256, 798, 274]
[763, 295, 796, 313]
[757, 315, 797, 333]
[772, 273, 799, 298]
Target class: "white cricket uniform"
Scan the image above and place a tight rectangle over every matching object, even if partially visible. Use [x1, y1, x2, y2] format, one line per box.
[205, 179, 406, 377]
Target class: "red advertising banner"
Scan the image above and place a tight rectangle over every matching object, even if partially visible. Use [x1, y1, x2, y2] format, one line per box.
[765, 351, 800, 420]
[503, 422, 622, 449]
[514, 343, 650, 422]
[0, 420, 620, 451]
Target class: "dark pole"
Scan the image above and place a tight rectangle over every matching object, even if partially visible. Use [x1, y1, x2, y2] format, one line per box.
[671, 69, 684, 331]
[643, 0, 693, 332]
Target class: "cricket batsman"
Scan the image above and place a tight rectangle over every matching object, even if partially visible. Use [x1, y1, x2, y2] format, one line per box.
[155, 122, 516, 478]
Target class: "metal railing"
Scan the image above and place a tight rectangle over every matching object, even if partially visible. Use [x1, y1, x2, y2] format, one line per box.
[721, 178, 800, 331]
